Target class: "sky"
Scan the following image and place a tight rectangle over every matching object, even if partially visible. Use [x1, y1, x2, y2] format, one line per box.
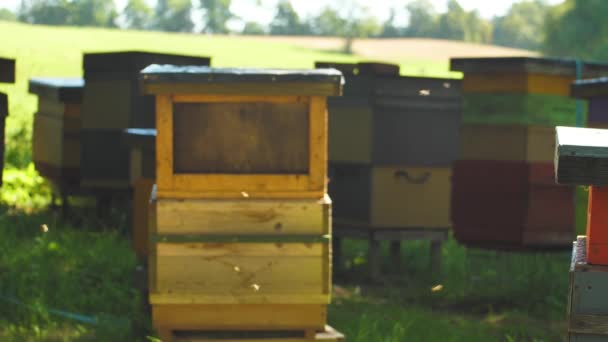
[1, 0, 564, 26]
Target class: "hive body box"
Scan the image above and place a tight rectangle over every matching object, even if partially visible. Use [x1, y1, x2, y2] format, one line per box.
[140, 65, 344, 341]
[572, 77, 608, 129]
[123, 128, 156, 260]
[80, 51, 211, 190]
[568, 236, 608, 341]
[317, 61, 461, 231]
[29, 78, 84, 188]
[0, 57, 15, 187]
[447, 57, 608, 250]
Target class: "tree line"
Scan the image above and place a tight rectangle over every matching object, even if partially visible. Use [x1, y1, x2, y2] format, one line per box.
[0, 0, 603, 59]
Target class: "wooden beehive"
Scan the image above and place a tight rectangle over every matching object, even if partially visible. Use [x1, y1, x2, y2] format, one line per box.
[0, 57, 15, 83]
[122, 128, 156, 260]
[147, 187, 333, 333]
[139, 65, 343, 199]
[80, 51, 211, 189]
[329, 164, 451, 228]
[317, 61, 462, 165]
[28, 78, 84, 187]
[568, 236, 608, 341]
[0, 57, 15, 187]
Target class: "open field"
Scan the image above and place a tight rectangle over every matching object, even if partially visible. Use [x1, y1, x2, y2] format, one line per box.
[0, 21, 573, 341]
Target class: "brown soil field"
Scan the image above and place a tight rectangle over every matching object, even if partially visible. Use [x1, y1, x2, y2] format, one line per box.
[239, 35, 539, 62]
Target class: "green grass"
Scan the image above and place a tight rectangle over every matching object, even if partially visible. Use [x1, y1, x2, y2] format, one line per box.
[0, 21, 572, 341]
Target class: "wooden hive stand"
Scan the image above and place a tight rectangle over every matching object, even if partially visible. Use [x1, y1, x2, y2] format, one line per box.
[316, 61, 458, 281]
[0, 57, 15, 187]
[78, 51, 211, 215]
[449, 57, 608, 251]
[140, 65, 345, 341]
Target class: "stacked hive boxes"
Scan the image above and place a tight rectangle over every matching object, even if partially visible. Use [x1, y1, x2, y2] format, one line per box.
[316, 61, 461, 232]
[450, 57, 608, 250]
[554, 127, 608, 340]
[140, 65, 344, 341]
[28, 78, 84, 191]
[0, 57, 15, 186]
[80, 51, 210, 190]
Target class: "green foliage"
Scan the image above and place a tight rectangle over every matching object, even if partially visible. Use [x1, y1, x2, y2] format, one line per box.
[1, 164, 52, 211]
[269, 0, 310, 35]
[123, 0, 153, 30]
[241, 21, 266, 35]
[200, 0, 233, 34]
[311, 6, 347, 37]
[152, 0, 194, 32]
[404, 0, 438, 38]
[543, 0, 608, 60]
[435, 0, 492, 43]
[0, 8, 17, 22]
[493, 0, 549, 50]
[17, 0, 117, 27]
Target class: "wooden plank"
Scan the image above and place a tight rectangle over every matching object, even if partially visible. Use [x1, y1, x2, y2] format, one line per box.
[152, 304, 327, 330]
[555, 126, 608, 186]
[155, 196, 331, 235]
[173, 95, 309, 104]
[309, 96, 327, 194]
[156, 189, 325, 200]
[141, 82, 341, 97]
[150, 293, 331, 305]
[463, 93, 584, 126]
[370, 166, 451, 228]
[152, 235, 330, 244]
[459, 124, 527, 161]
[132, 178, 154, 260]
[150, 242, 328, 303]
[463, 72, 574, 96]
[156, 95, 174, 192]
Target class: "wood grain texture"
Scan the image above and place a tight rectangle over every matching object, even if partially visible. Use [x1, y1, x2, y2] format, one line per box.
[156, 189, 325, 200]
[152, 304, 327, 330]
[156, 95, 174, 192]
[173, 102, 309, 174]
[150, 242, 329, 303]
[155, 196, 330, 235]
[309, 96, 327, 193]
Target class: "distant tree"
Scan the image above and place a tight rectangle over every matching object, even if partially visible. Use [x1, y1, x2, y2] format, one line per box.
[242, 21, 266, 35]
[404, 0, 438, 37]
[310, 6, 346, 36]
[200, 0, 233, 34]
[0, 9, 16, 21]
[493, 0, 548, 50]
[464, 9, 492, 43]
[543, 0, 608, 60]
[379, 8, 402, 38]
[18, 0, 71, 25]
[269, 0, 308, 35]
[153, 0, 194, 32]
[70, 0, 117, 27]
[123, 0, 153, 30]
[436, 0, 466, 40]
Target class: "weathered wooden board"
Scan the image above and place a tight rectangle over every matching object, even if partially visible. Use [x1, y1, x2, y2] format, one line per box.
[149, 242, 330, 305]
[0, 57, 15, 83]
[569, 236, 608, 341]
[154, 196, 331, 235]
[152, 304, 327, 331]
[451, 57, 608, 77]
[328, 164, 451, 228]
[585, 187, 608, 265]
[462, 72, 574, 96]
[140, 65, 344, 96]
[173, 102, 309, 174]
[555, 126, 608, 186]
[463, 93, 584, 126]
